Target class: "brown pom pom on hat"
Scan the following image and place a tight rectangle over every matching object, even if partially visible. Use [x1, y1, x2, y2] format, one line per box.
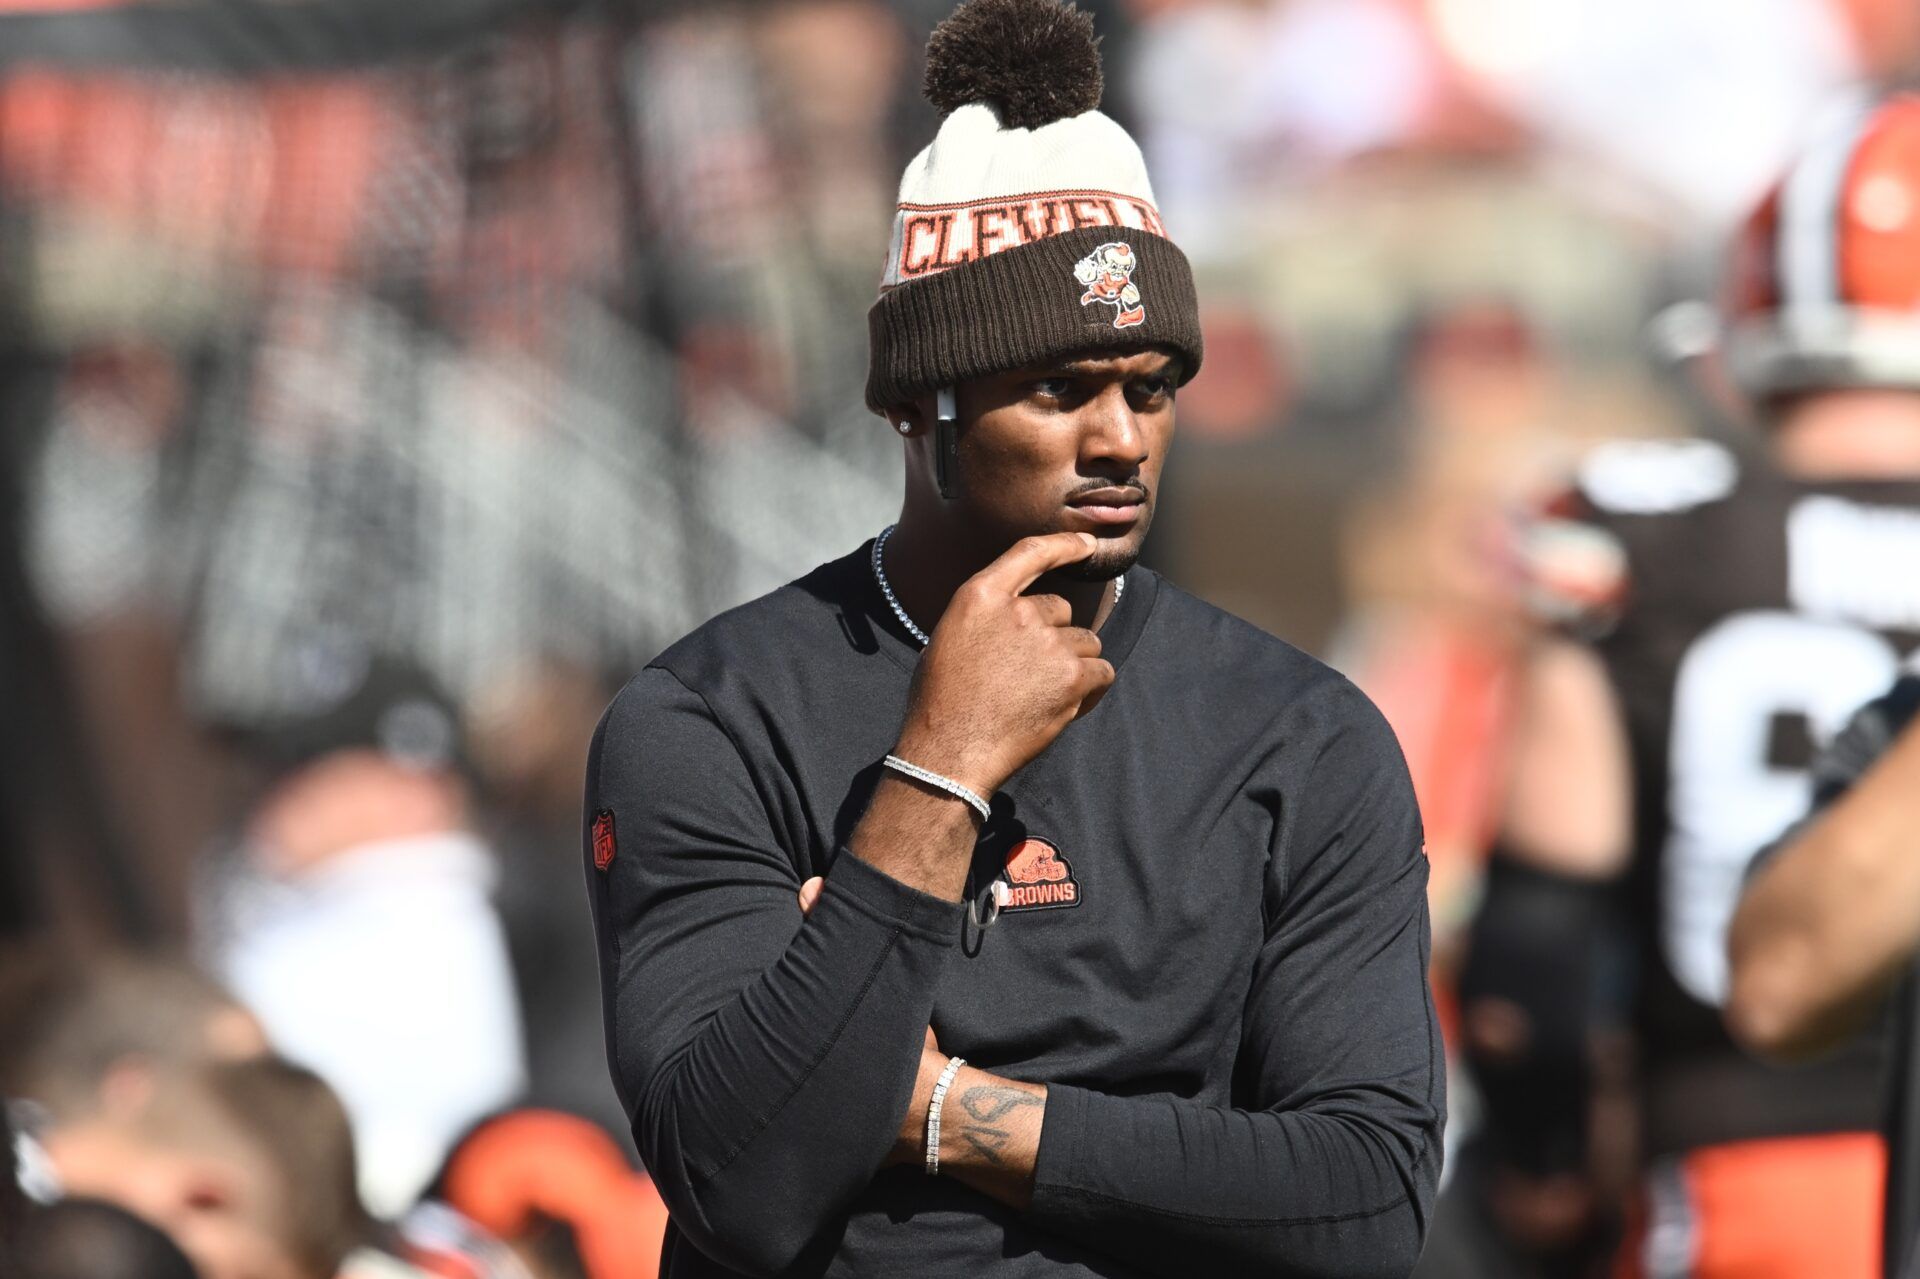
[922, 0, 1103, 128]
[865, 0, 1202, 412]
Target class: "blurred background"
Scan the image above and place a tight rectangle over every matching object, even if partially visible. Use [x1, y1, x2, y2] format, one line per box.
[2, 1, 1917, 1277]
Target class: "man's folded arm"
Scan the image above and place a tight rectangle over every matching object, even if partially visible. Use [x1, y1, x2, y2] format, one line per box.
[583, 666, 962, 1276]
[1023, 687, 1445, 1278]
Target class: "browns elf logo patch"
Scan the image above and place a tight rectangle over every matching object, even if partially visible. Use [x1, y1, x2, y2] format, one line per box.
[1000, 837, 1081, 912]
[1073, 241, 1145, 329]
[591, 809, 617, 871]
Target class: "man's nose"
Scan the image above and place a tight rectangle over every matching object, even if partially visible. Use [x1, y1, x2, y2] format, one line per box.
[1080, 386, 1148, 469]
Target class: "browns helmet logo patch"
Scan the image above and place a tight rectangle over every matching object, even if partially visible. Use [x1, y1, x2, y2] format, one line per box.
[592, 809, 617, 871]
[1073, 241, 1145, 329]
[1000, 837, 1081, 912]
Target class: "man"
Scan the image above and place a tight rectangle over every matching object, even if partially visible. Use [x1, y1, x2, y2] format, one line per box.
[583, 1, 1444, 1275]
[2, 950, 521, 1279]
[41, 1050, 524, 1279]
[1481, 97, 1920, 1278]
[41, 1056, 368, 1279]
[0, 949, 270, 1119]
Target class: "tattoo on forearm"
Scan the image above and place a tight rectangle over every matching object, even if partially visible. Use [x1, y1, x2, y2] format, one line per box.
[959, 1087, 1040, 1124]
[953, 1085, 1041, 1166]
[962, 1128, 1011, 1163]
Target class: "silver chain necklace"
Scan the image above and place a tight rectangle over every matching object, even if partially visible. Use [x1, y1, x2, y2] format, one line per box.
[870, 524, 1123, 649]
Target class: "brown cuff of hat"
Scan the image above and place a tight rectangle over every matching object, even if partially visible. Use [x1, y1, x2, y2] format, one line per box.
[865, 225, 1204, 413]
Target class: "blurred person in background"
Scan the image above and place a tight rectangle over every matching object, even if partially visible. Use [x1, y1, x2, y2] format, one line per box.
[1474, 96, 1920, 1279]
[587, 1, 1441, 1275]
[0, 946, 522, 1276]
[197, 655, 525, 1218]
[34, 1052, 527, 1279]
[0, 948, 269, 1130]
[1341, 302, 1596, 985]
[1336, 294, 1681, 1279]
[39, 1056, 369, 1279]
[1385, 303, 1644, 1279]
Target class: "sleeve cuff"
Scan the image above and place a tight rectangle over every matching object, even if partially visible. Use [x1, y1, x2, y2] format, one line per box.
[1032, 1079, 1090, 1205]
[825, 846, 965, 942]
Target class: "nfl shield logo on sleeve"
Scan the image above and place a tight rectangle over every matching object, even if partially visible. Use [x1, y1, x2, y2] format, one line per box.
[592, 809, 617, 871]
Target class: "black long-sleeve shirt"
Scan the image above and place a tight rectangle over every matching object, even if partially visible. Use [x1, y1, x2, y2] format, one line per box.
[584, 545, 1444, 1278]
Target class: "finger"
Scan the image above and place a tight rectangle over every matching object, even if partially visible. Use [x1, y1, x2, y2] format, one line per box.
[976, 532, 1097, 596]
[1058, 626, 1102, 657]
[1075, 658, 1116, 716]
[797, 876, 824, 916]
[1077, 656, 1116, 695]
[1021, 593, 1072, 628]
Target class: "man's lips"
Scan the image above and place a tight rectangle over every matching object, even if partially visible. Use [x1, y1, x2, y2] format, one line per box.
[1066, 487, 1147, 525]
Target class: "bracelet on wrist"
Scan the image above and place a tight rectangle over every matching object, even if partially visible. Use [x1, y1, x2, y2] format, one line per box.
[925, 1055, 966, 1176]
[882, 755, 991, 825]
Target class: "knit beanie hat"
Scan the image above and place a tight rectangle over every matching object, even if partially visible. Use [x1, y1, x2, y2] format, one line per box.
[864, 0, 1204, 412]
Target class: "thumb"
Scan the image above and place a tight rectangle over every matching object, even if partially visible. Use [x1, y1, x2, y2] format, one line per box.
[797, 876, 825, 917]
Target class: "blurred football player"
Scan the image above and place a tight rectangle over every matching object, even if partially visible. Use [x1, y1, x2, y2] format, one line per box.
[1477, 96, 1920, 1279]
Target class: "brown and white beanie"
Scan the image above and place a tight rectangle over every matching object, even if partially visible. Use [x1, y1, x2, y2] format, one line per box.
[864, 0, 1204, 412]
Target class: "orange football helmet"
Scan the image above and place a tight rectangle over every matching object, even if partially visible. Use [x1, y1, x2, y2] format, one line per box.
[1726, 94, 1920, 395]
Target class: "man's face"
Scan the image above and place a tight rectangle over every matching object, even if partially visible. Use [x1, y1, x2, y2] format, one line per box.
[931, 347, 1180, 579]
[46, 1121, 306, 1279]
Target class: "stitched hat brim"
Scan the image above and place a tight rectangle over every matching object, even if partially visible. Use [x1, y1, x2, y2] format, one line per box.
[865, 225, 1203, 413]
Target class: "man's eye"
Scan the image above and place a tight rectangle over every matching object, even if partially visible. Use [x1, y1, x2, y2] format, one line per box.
[1137, 377, 1172, 399]
[1034, 378, 1073, 398]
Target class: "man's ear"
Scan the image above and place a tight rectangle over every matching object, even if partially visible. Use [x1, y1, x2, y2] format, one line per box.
[885, 395, 937, 438]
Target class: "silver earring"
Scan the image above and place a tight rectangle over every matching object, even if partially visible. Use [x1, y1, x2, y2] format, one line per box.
[896, 422, 912, 435]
